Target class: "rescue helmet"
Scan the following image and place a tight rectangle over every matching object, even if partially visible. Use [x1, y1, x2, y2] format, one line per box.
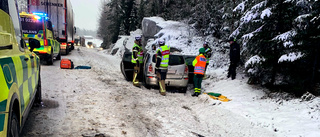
[203, 41, 208, 47]
[158, 39, 165, 45]
[135, 35, 142, 41]
[199, 48, 205, 54]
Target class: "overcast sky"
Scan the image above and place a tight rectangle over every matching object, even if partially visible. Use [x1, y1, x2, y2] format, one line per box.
[70, 0, 102, 31]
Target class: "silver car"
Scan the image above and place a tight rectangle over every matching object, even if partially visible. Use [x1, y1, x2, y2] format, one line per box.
[143, 51, 189, 92]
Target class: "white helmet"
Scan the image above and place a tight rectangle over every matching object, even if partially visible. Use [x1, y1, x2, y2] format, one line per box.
[158, 39, 165, 45]
[135, 35, 142, 41]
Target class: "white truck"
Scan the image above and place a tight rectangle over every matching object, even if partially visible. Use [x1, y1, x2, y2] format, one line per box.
[84, 35, 95, 48]
[28, 0, 75, 54]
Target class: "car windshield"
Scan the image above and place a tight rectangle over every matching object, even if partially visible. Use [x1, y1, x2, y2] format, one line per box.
[21, 16, 43, 34]
[152, 54, 185, 65]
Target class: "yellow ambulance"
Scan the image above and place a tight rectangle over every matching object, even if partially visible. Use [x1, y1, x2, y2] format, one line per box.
[20, 12, 61, 65]
[0, 0, 42, 136]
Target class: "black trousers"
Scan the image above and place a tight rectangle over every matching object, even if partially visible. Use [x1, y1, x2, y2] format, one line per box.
[228, 62, 238, 79]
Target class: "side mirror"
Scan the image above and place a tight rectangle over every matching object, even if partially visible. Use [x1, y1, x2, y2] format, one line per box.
[29, 38, 40, 52]
[74, 27, 77, 34]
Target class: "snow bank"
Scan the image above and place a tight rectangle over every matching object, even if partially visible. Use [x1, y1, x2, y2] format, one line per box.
[142, 17, 204, 55]
[111, 29, 142, 57]
[111, 35, 130, 56]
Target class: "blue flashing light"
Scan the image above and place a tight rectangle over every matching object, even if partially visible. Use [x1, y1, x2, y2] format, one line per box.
[33, 12, 48, 17]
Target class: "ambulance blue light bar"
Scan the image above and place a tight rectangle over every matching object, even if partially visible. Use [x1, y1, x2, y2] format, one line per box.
[32, 12, 49, 20]
[32, 12, 47, 17]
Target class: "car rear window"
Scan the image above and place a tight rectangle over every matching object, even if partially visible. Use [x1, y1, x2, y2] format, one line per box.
[152, 54, 185, 65]
[184, 56, 196, 65]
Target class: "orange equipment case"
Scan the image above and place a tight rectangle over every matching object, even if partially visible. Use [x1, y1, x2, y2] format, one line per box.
[60, 59, 74, 69]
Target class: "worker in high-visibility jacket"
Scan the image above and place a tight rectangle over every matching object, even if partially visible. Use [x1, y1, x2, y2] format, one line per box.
[132, 35, 144, 87]
[155, 39, 170, 96]
[192, 48, 207, 97]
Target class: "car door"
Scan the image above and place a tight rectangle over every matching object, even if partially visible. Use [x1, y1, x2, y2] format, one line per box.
[9, 0, 39, 115]
[9, 0, 34, 114]
[0, 0, 30, 135]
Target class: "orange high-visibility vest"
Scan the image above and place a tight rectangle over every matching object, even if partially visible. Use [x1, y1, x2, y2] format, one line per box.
[193, 54, 207, 75]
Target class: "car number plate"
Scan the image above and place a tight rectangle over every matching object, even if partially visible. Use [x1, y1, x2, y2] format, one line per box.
[168, 70, 176, 74]
[24, 40, 29, 43]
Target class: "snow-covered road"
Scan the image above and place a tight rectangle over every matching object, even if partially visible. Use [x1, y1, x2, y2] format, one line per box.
[20, 47, 319, 137]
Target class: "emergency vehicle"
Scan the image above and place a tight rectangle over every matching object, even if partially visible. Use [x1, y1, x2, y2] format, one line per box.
[20, 12, 61, 65]
[27, 0, 76, 55]
[0, 0, 42, 136]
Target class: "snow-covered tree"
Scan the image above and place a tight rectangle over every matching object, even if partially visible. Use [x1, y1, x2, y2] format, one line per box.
[287, 0, 320, 95]
[235, 0, 319, 95]
[98, 0, 140, 49]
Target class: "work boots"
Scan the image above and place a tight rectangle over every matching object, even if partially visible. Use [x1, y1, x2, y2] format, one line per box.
[192, 92, 200, 97]
[192, 88, 201, 97]
[160, 92, 166, 96]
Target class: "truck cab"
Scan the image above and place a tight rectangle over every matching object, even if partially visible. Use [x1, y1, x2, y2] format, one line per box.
[20, 12, 61, 65]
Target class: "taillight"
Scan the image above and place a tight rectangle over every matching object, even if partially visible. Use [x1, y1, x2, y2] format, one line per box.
[184, 65, 188, 74]
[44, 39, 48, 46]
[148, 64, 153, 73]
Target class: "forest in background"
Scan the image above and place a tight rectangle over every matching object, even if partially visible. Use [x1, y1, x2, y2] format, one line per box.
[99, 0, 320, 96]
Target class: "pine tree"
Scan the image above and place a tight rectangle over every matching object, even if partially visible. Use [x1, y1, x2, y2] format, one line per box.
[291, 0, 320, 95]
[241, 0, 299, 87]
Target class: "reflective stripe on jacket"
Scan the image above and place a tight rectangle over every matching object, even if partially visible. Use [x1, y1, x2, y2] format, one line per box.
[193, 54, 207, 75]
[157, 45, 170, 69]
[131, 43, 144, 64]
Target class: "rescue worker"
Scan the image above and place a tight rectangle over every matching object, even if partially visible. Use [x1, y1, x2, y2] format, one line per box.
[192, 48, 207, 97]
[155, 39, 170, 96]
[227, 37, 240, 80]
[132, 35, 144, 86]
[203, 41, 212, 78]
